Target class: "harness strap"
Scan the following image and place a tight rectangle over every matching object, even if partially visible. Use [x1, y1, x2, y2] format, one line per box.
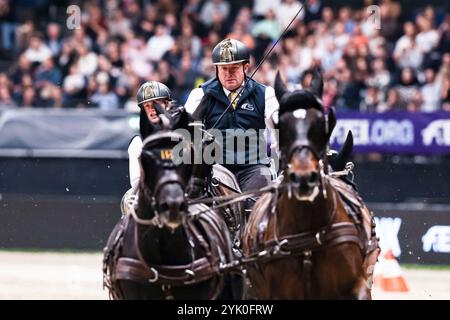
[244, 222, 363, 265]
[303, 251, 313, 299]
[115, 256, 219, 286]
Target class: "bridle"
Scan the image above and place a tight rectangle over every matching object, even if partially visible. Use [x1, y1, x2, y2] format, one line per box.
[129, 132, 189, 227]
[281, 110, 329, 202]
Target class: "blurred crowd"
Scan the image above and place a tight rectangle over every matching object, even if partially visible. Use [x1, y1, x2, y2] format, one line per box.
[0, 0, 449, 112]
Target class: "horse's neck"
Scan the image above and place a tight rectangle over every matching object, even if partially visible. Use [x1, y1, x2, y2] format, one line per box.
[138, 224, 194, 266]
[277, 183, 336, 235]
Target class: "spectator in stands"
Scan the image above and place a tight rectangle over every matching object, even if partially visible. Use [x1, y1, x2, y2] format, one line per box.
[367, 58, 391, 90]
[251, 9, 281, 42]
[304, 0, 323, 24]
[441, 77, 450, 111]
[339, 7, 355, 34]
[396, 68, 420, 106]
[227, 21, 255, 52]
[361, 86, 383, 112]
[10, 54, 32, 87]
[84, 2, 108, 40]
[393, 21, 423, 70]
[0, 86, 16, 108]
[45, 23, 61, 57]
[234, 6, 254, 32]
[24, 33, 52, 65]
[200, 0, 230, 28]
[13, 73, 33, 105]
[421, 68, 442, 112]
[0, 72, 16, 107]
[156, 60, 176, 93]
[108, 7, 131, 38]
[252, 0, 280, 21]
[0, 0, 17, 54]
[70, 27, 93, 51]
[379, 0, 402, 44]
[277, 0, 304, 30]
[174, 52, 199, 103]
[178, 21, 202, 58]
[62, 64, 86, 108]
[38, 82, 62, 108]
[35, 57, 62, 87]
[335, 65, 363, 111]
[90, 74, 119, 111]
[146, 23, 175, 62]
[416, 15, 440, 54]
[406, 90, 423, 112]
[378, 88, 406, 112]
[76, 45, 98, 77]
[21, 86, 36, 108]
[15, 20, 35, 54]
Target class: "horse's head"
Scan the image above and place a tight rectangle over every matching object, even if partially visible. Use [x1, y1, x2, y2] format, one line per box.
[273, 71, 336, 201]
[138, 107, 194, 229]
[139, 131, 193, 229]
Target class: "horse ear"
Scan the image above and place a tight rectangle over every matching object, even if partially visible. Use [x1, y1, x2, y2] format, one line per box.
[310, 69, 323, 98]
[274, 71, 288, 105]
[329, 130, 353, 172]
[172, 106, 195, 136]
[327, 107, 336, 139]
[153, 102, 173, 130]
[140, 108, 156, 139]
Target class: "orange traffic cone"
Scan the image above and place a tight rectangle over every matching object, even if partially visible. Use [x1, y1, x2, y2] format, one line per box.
[378, 250, 409, 292]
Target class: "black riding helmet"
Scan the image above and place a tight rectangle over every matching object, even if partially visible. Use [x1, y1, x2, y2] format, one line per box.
[212, 38, 250, 65]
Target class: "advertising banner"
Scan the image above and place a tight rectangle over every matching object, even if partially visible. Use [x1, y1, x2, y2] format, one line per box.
[331, 112, 450, 154]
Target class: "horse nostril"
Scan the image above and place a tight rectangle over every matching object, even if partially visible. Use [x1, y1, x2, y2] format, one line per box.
[179, 202, 188, 212]
[309, 172, 318, 183]
[159, 203, 170, 213]
[289, 172, 300, 183]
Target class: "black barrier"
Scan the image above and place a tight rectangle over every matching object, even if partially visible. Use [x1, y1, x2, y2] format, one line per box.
[0, 194, 120, 250]
[372, 203, 450, 265]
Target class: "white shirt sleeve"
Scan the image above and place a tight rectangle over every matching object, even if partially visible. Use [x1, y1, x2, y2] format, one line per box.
[128, 135, 143, 188]
[264, 86, 279, 130]
[264, 86, 280, 163]
[184, 87, 205, 115]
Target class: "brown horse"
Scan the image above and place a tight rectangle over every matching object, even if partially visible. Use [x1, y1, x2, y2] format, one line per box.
[242, 72, 379, 299]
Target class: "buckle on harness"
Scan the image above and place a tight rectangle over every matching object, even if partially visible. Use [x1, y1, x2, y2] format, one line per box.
[148, 267, 159, 283]
[273, 239, 290, 255]
[315, 231, 323, 245]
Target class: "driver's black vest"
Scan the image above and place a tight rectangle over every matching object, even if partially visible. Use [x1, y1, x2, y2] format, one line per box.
[198, 78, 270, 169]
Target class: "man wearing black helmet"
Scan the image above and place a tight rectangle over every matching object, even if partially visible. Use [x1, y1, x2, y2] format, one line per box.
[184, 38, 279, 211]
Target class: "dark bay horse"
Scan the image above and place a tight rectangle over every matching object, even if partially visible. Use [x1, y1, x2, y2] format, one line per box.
[103, 111, 242, 300]
[242, 72, 379, 299]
